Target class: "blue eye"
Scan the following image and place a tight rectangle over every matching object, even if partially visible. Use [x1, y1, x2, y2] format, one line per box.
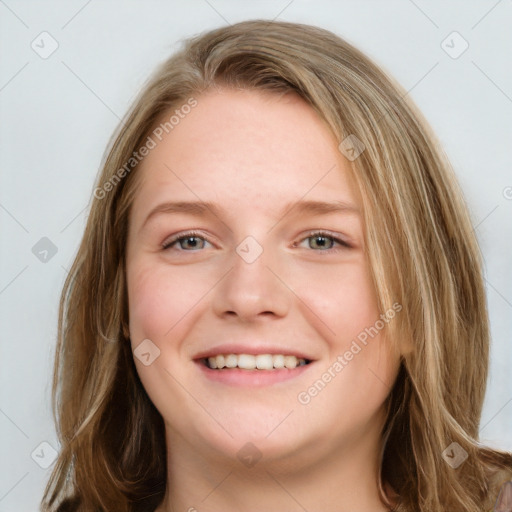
[162, 231, 210, 251]
[300, 231, 351, 251]
[162, 230, 351, 252]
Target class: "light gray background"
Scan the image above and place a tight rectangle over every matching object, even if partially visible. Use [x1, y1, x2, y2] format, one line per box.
[1, 1, 511, 509]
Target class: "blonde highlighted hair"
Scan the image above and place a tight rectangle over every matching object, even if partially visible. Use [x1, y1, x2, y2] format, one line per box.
[42, 19, 512, 512]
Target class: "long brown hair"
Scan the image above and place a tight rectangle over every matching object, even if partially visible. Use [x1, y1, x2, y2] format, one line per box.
[41, 19, 512, 512]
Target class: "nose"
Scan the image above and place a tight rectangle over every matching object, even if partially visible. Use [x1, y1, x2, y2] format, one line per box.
[212, 241, 291, 322]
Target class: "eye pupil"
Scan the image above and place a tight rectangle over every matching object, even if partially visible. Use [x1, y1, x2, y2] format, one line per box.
[181, 236, 202, 249]
[167, 233, 345, 252]
[310, 235, 333, 250]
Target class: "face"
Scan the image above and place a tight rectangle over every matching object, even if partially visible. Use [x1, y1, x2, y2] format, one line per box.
[126, 88, 401, 469]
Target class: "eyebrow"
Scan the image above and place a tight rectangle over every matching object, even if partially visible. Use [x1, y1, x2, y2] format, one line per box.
[140, 199, 361, 232]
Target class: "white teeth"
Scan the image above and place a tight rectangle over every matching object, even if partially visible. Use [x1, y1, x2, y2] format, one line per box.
[256, 354, 273, 370]
[225, 354, 237, 368]
[284, 355, 297, 369]
[238, 354, 256, 370]
[273, 354, 285, 369]
[205, 354, 308, 370]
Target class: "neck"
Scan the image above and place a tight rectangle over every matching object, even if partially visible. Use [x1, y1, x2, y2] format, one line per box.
[156, 424, 392, 512]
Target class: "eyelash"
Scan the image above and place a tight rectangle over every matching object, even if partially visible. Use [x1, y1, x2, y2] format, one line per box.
[296, 230, 352, 252]
[161, 230, 351, 253]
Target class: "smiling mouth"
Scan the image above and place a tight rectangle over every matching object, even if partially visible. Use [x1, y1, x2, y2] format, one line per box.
[202, 354, 312, 370]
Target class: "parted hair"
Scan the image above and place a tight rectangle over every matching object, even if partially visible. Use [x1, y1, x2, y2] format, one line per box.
[41, 19, 512, 512]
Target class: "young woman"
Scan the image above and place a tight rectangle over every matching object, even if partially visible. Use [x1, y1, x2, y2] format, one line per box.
[41, 20, 512, 512]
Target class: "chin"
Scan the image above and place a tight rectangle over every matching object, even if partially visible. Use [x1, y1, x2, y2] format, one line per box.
[181, 412, 308, 466]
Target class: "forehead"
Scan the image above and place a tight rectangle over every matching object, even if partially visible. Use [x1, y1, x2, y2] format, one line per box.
[130, 88, 360, 222]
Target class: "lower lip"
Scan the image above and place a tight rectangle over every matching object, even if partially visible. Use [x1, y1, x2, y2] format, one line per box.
[195, 361, 312, 386]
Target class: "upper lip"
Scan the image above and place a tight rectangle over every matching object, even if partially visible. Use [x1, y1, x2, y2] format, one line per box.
[193, 343, 315, 361]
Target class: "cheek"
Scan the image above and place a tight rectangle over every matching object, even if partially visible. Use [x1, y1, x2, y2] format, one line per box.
[302, 259, 380, 343]
[300, 259, 397, 397]
[127, 264, 168, 341]
[126, 259, 207, 343]
[126, 261, 197, 411]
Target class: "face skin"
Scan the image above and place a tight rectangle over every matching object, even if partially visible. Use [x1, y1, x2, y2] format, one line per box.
[126, 88, 401, 512]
